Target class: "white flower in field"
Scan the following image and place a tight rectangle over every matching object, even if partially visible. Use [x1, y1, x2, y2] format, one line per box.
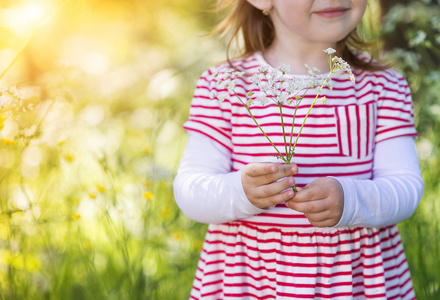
[269, 69, 278, 79]
[24, 125, 37, 137]
[431, 16, 440, 31]
[409, 30, 427, 47]
[279, 64, 290, 74]
[0, 119, 18, 141]
[324, 48, 336, 55]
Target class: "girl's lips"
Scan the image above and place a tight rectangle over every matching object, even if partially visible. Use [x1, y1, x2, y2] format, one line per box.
[314, 7, 349, 18]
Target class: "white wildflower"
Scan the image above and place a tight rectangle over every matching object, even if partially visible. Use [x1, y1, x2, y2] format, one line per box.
[234, 71, 245, 78]
[279, 64, 290, 74]
[268, 78, 276, 88]
[269, 69, 278, 79]
[277, 93, 288, 105]
[217, 93, 228, 103]
[260, 83, 269, 92]
[228, 79, 238, 93]
[250, 74, 261, 85]
[326, 78, 333, 90]
[257, 95, 268, 105]
[210, 90, 216, 99]
[350, 74, 355, 83]
[258, 64, 269, 73]
[324, 48, 336, 55]
[221, 78, 231, 89]
[287, 77, 305, 92]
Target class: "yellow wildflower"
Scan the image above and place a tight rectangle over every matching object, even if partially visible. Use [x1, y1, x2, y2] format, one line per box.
[161, 206, 171, 218]
[1, 138, 14, 144]
[172, 231, 182, 241]
[96, 185, 105, 193]
[89, 193, 96, 200]
[63, 152, 74, 163]
[72, 213, 81, 221]
[143, 191, 154, 201]
[83, 241, 92, 251]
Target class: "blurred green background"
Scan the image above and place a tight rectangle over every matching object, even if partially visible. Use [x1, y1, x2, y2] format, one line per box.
[0, 0, 439, 299]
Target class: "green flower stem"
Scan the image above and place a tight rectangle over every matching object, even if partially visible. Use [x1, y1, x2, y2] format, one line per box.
[287, 89, 309, 162]
[235, 93, 286, 162]
[292, 74, 332, 151]
[278, 103, 289, 161]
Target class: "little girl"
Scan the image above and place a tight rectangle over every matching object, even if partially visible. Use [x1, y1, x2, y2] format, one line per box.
[174, 0, 424, 299]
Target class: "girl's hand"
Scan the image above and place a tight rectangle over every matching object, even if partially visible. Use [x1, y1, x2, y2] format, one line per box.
[285, 177, 344, 227]
[242, 163, 298, 209]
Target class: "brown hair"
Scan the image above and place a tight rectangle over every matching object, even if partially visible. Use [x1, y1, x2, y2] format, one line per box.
[212, 0, 388, 71]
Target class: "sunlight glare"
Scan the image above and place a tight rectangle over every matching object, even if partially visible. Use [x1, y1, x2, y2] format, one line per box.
[24, 3, 45, 23]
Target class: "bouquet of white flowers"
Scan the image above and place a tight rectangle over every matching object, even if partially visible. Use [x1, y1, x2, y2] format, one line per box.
[212, 48, 354, 191]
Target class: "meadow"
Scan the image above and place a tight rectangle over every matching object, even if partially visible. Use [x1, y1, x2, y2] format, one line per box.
[0, 0, 439, 299]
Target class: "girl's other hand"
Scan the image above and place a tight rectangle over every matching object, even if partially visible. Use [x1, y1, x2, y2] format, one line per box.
[285, 178, 344, 227]
[242, 163, 298, 209]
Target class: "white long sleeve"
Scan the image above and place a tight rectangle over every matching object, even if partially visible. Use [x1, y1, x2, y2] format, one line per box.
[334, 136, 424, 227]
[174, 132, 424, 227]
[173, 132, 268, 224]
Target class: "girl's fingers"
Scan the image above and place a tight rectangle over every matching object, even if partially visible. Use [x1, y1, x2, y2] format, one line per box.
[245, 163, 298, 178]
[255, 176, 296, 198]
[244, 163, 278, 177]
[286, 198, 328, 214]
[291, 178, 338, 203]
[258, 188, 296, 207]
[245, 163, 298, 184]
[291, 186, 327, 203]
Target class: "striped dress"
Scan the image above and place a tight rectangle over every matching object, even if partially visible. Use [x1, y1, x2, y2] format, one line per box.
[183, 53, 418, 299]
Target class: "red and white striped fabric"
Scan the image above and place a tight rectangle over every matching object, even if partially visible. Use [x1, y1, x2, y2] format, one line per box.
[183, 53, 417, 299]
